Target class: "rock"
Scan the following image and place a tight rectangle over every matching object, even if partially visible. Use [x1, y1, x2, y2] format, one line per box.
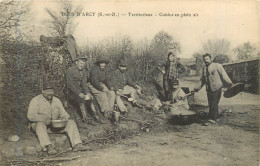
[7, 135, 19, 142]
[24, 146, 36, 155]
[60, 135, 68, 142]
[55, 137, 62, 145]
[55, 135, 68, 147]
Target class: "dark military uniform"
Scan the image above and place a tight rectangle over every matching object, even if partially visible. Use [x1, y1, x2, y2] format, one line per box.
[111, 69, 137, 91]
[65, 65, 89, 103]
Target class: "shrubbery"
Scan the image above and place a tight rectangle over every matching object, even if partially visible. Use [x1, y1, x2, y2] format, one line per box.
[0, 34, 174, 130]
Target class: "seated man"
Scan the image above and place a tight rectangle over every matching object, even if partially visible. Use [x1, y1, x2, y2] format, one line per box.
[88, 56, 116, 119]
[65, 55, 99, 125]
[27, 81, 90, 155]
[171, 87, 190, 110]
[111, 60, 142, 112]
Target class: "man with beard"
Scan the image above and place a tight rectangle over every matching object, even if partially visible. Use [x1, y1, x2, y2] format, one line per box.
[27, 81, 90, 155]
[88, 56, 116, 120]
[111, 60, 142, 113]
[193, 53, 233, 123]
[66, 55, 99, 125]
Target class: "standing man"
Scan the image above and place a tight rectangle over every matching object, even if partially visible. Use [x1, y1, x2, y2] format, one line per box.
[27, 81, 90, 155]
[193, 53, 233, 122]
[65, 55, 98, 125]
[88, 56, 116, 119]
[160, 52, 185, 102]
[111, 60, 142, 112]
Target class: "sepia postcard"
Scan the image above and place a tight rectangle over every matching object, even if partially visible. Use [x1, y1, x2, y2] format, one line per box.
[0, 0, 259, 165]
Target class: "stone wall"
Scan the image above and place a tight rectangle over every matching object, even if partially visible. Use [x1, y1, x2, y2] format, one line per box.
[222, 58, 260, 93]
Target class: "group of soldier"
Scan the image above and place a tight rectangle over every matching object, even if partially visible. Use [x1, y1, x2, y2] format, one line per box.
[27, 55, 142, 155]
[26, 51, 233, 155]
[65, 55, 142, 125]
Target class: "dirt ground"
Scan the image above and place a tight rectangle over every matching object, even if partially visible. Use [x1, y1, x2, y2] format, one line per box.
[0, 77, 259, 166]
[65, 77, 259, 166]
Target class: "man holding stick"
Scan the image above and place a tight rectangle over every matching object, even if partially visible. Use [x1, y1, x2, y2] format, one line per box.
[192, 53, 233, 123]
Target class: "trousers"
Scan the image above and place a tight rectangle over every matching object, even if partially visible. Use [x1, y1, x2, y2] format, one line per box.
[88, 83, 115, 113]
[163, 78, 179, 100]
[31, 120, 82, 149]
[116, 85, 137, 112]
[207, 88, 222, 120]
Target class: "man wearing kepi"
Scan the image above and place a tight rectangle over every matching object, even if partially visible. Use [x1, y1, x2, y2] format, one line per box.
[27, 81, 90, 155]
[65, 55, 98, 125]
[111, 59, 142, 112]
[193, 53, 233, 123]
[88, 56, 116, 119]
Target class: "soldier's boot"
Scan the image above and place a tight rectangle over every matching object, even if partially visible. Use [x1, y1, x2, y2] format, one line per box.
[90, 102, 105, 124]
[79, 103, 96, 126]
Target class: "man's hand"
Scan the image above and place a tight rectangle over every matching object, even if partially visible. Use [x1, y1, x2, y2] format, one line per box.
[79, 93, 85, 99]
[61, 117, 68, 121]
[116, 89, 123, 96]
[228, 83, 233, 88]
[87, 93, 93, 99]
[44, 117, 51, 125]
[136, 85, 142, 95]
[135, 85, 141, 89]
[192, 87, 200, 93]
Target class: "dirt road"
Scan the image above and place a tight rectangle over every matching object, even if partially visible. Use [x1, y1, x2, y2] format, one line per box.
[63, 91, 259, 166]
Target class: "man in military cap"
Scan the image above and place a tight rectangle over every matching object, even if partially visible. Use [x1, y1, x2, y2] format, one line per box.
[111, 59, 142, 112]
[65, 55, 99, 125]
[88, 56, 116, 120]
[27, 81, 90, 155]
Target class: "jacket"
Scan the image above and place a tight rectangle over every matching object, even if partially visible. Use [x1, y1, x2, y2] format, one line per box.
[199, 63, 232, 92]
[111, 69, 136, 91]
[27, 94, 70, 125]
[89, 65, 111, 91]
[163, 61, 185, 80]
[65, 65, 89, 95]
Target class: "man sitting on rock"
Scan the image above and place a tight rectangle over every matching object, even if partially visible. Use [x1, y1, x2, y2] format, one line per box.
[27, 81, 90, 155]
[170, 87, 190, 110]
[88, 56, 116, 120]
[111, 59, 142, 113]
[65, 55, 100, 125]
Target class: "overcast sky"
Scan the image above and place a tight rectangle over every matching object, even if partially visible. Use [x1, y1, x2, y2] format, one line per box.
[28, 0, 260, 58]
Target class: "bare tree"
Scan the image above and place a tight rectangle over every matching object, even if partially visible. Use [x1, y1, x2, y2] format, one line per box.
[0, 0, 31, 40]
[202, 39, 230, 58]
[45, 0, 83, 37]
[233, 42, 256, 60]
[150, 31, 181, 59]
